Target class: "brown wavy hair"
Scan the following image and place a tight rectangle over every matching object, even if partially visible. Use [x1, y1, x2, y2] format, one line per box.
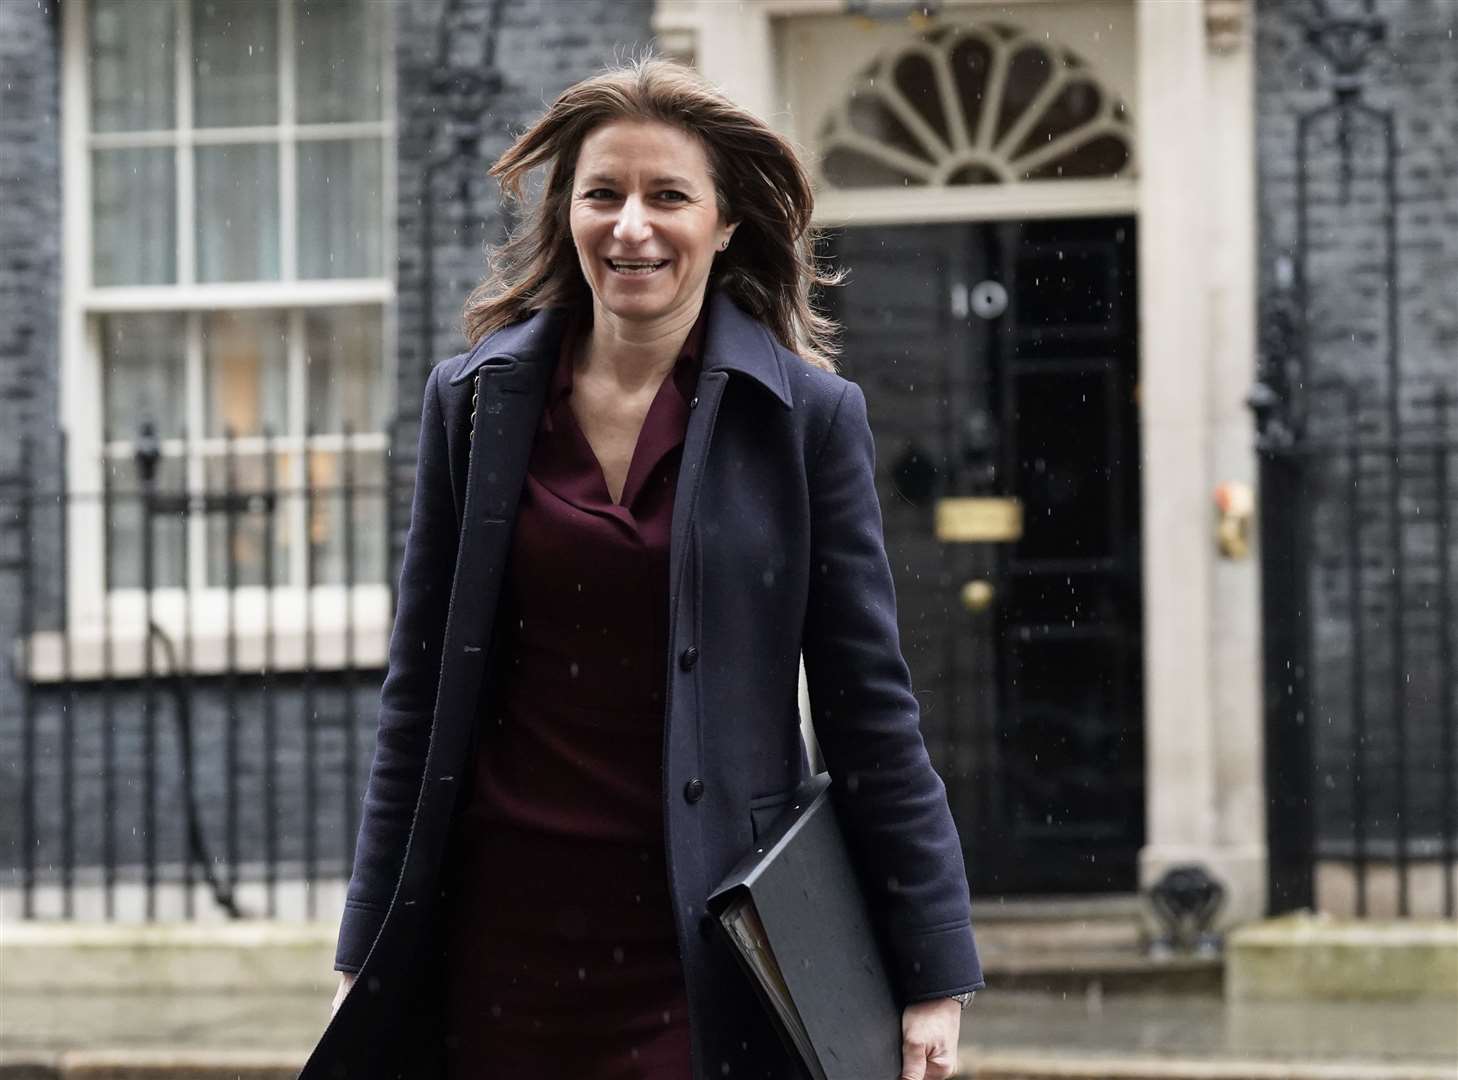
[461, 55, 842, 372]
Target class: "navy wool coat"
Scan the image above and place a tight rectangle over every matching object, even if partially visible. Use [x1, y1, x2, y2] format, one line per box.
[302, 288, 984, 1080]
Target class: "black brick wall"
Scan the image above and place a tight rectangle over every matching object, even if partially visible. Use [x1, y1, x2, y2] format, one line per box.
[1, 0, 63, 887]
[1256, 0, 1458, 848]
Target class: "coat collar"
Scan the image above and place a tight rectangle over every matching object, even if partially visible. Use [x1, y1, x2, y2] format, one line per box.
[448, 287, 794, 410]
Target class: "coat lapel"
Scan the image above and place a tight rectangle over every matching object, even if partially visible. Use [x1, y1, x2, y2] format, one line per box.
[668, 289, 794, 608]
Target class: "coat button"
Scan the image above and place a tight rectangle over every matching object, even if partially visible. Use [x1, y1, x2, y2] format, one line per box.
[678, 646, 699, 671]
[689, 395, 699, 409]
[683, 778, 705, 803]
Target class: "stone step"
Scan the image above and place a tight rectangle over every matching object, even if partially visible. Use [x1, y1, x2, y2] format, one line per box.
[981, 948, 1223, 996]
[963, 1052, 1458, 1080]
[974, 894, 1148, 923]
[3, 1050, 1452, 1080]
[969, 897, 1220, 996]
[0, 1051, 303, 1080]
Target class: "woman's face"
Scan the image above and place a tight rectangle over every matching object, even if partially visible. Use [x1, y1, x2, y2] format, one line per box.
[569, 117, 736, 326]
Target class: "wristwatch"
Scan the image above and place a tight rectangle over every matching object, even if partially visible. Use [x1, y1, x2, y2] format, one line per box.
[950, 991, 975, 1009]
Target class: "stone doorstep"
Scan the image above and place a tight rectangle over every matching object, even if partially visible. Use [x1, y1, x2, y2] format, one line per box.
[0, 1049, 305, 1080]
[0, 922, 337, 993]
[1, 1050, 1453, 1080]
[981, 950, 1224, 996]
[1227, 914, 1458, 1001]
[962, 1053, 1458, 1080]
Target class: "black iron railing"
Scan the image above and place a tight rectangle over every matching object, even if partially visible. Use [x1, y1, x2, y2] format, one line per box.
[2, 426, 397, 921]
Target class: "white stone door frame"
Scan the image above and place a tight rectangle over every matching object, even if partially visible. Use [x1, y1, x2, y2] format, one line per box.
[658, 0, 1267, 926]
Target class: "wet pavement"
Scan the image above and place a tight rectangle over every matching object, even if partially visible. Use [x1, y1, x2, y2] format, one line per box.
[962, 991, 1458, 1072]
[2, 988, 1455, 1077]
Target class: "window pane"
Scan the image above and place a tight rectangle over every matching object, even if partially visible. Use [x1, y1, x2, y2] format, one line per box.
[204, 452, 292, 587]
[195, 143, 280, 283]
[106, 453, 187, 590]
[297, 139, 384, 279]
[305, 306, 386, 433]
[192, 0, 279, 128]
[101, 312, 186, 441]
[296, 0, 385, 124]
[89, 0, 177, 133]
[93, 148, 177, 286]
[306, 449, 386, 586]
[204, 309, 289, 437]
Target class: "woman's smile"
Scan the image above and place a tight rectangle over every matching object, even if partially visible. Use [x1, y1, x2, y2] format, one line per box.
[605, 257, 671, 276]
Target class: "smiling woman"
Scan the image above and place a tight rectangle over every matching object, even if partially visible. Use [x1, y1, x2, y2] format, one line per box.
[306, 55, 983, 1080]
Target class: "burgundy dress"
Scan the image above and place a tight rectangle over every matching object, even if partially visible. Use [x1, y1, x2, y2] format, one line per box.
[441, 308, 705, 1079]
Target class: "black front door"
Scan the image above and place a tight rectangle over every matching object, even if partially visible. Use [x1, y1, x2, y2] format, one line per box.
[824, 216, 1144, 895]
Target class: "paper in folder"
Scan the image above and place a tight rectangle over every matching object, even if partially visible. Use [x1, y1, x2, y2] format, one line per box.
[706, 772, 902, 1080]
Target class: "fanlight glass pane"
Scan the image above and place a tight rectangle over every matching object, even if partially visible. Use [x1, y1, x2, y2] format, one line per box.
[847, 95, 933, 164]
[193, 0, 279, 128]
[305, 306, 387, 434]
[893, 53, 949, 144]
[203, 309, 289, 438]
[101, 312, 186, 441]
[295, 0, 386, 124]
[994, 46, 1054, 146]
[1023, 135, 1131, 181]
[1012, 80, 1103, 161]
[949, 36, 994, 144]
[297, 139, 384, 280]
[93, 148, 176, 286]
[947, 163, 1001, 186]
[89, 0, 176, 133]
[195, 143, 280, 283]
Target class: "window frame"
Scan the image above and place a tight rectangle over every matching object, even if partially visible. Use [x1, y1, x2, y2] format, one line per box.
[56, 0, 399, 676]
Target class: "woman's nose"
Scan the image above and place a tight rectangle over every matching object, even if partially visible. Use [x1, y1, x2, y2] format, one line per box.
[613, 196, 651, 244]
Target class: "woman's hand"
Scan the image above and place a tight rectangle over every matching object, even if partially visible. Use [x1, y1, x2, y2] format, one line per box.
[899, 997, 961, 1080]
[331, 972, 357, 1018]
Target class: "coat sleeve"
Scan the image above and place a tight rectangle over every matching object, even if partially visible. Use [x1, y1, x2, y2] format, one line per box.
[801, 379, 985, 1005]
[335, 363, 459, 974]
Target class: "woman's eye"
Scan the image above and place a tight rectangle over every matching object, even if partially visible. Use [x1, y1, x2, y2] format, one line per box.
[583, 188, 616, 200]
[657, 190, 687, 202]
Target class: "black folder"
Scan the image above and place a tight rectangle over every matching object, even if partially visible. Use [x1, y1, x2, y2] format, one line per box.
[706, 772, 902, 1080]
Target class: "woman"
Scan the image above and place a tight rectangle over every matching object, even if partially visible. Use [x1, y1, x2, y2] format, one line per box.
[304, 57, 983, 1080]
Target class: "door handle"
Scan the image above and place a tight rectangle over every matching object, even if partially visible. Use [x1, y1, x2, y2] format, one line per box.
[960, 579, 996, 612]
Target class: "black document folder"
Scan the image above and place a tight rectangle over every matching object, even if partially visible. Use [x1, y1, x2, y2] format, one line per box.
[706, 772, 902, 1080]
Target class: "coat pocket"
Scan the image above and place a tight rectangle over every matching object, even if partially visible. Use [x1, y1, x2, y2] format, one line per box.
[748, 788, 796, 845]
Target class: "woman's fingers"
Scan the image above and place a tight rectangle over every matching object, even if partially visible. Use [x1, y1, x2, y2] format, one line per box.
[900, 998, 961, 1080]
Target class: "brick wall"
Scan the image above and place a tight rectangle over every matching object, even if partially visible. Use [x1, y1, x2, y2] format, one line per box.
[1256, 0, 1458, 848]
[0, 0, 62, 891]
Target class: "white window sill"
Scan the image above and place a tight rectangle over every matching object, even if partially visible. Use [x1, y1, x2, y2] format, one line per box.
[18, 586, 392, 683]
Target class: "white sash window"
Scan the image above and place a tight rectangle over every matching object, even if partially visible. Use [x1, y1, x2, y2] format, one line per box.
[48, 0, 397, 679]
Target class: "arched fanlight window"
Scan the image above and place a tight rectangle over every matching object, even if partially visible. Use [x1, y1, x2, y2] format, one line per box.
[818, 22, 1135, 189]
